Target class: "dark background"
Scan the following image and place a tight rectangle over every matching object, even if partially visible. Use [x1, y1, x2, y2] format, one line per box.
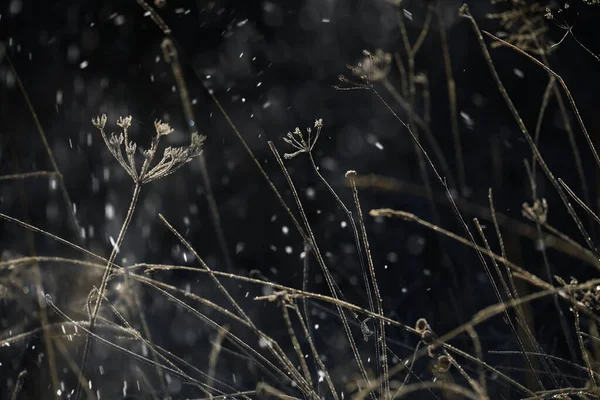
[2, 0, 600, 398]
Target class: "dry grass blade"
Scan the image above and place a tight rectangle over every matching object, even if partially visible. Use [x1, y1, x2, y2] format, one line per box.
[207, 324, 229, 397]
[4, 54, 83, 243]
[157, 214, 317, 399]
[573, 310, 597, 389]
[489, 189, 561, 387]
[458, 5, 599, 263]
[0, 171, 57, 181]
[269, 141, 375, 399]
[161, 38, 234, 274]
[391, 381, 478, 400]
[135, 0, 170, 34]
[559, 178, 600, 227]
[481, 29, 600, 178]
[369, 208, 549, 289]
[44, 295, 205, 386]
[76, 183, 141, 400]
[353, 174, 599, 267]
[136, 276, 313, 397]
[9, 370, 27, 400]
[290, 304, 339, 400]
[436, 4, 466, 196]
[347, 170, 389, 399]
[472, 216, 539, 391]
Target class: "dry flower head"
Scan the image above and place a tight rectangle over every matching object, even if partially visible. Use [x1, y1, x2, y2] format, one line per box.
[92, 114, 205, 184]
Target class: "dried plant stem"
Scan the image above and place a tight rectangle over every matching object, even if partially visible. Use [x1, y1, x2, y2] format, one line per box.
[379, 77, 457, 196]
[291, 305, 338, 400]
[207, 325, 229, 397]
[196, 391, 257, 400]
[1, 320, 138, 346]
[137, 274, 315, 397]
[347, 170, 389, 399]
[574, 310, 597, 389]
[473, 216, 544, 390]
[76, 183, 142, 400]
[307, 155, 375, 325]
[391, 343, 421, 399]
[499, 22, 596, 236]
[52, 336, 97, 400]
[269, 142, 375, 399]
[0, 171, 56, 181]
[488, 190, 560, 387]
[530, 77, 555, 194]
[383, 285, 593, 397]
[5, 53, 82, 242]
[199, 86, 312, 249]
[369, 209, 549, 292]
[528, 83, 582, 365]
[446, 351, 486, 398]
[301, 241, 313, 369]
[521, 17, 593, 231]
[125, 276, 276, 398]
[9, 370, 27, 400]
[522, 387, 596, 400]
[370, 85, 479, 315]
[436, 5, 466, 196]
[524, 161, 577, 367]
[240, 274, 600, 391]
[8, 149, 60, 397]
[158, 214, 317, 399]
[0, 213, 113, 265]
[490, 349, 600, 379]
[135, 0, 170, 34]
[104, 291, 215, 398]
[161, 38, 234, 274]
[391, 381, 478, 400]
[6, 54, 83, 398]
[256, 382, 301, 400]
[45, 296, 205, 386]
[397, 4, 450, 224]
[459, 6, 598, 260]
[8, 247, 600, 398]
[560, 178, 600, 227]
[279, 302, 313, 387]
[445, 342, 533, 397]
[352, 173, 599, 267]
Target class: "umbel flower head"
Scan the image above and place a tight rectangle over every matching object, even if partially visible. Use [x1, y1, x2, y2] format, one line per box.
[92, 114, 205, 184]
[282, 118, 323, 159]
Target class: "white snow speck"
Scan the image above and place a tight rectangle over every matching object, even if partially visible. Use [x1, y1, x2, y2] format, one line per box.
[513, 68, 524, 78]
[105, 203, 115, 220]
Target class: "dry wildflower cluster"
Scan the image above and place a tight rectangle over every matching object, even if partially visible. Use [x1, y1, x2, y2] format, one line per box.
[282, 118, 323, 159]
[522, 198, 549, 225]
[92, 114, 205, 184]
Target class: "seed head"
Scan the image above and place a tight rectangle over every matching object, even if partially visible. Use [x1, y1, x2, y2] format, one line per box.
[154, 120, 174, 137]
[117, 115, 132, 129]
[92, 114, 107, 129]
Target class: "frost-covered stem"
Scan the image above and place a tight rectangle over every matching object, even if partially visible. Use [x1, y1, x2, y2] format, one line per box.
[75, 183, 142, 400]
[307, 153, 376, 318]
[347, 171, 389, 400]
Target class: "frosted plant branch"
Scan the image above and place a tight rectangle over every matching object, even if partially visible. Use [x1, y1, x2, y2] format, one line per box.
[91, 114, 206, 184]
[75, 114, 205, 400]
[282, 118, 323, 159]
